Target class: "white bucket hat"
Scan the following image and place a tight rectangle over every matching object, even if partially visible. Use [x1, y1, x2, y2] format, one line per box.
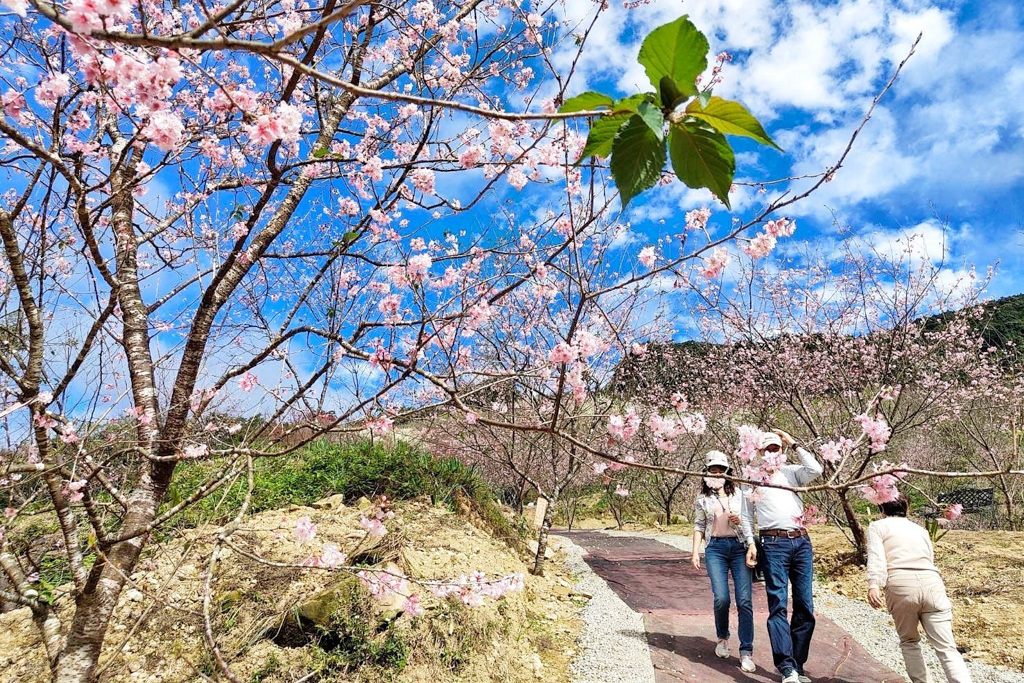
[705, 450, 731, 471]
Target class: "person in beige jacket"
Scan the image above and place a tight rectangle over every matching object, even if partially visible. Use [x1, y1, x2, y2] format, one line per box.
[865, 494, 972, 683]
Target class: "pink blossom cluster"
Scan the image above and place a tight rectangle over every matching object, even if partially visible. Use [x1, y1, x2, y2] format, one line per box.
[943, 503, 963, 522]
[736, 424, 768, 462]
[859, 460, 907, 505]
[607, 407, 640, 441]
[302, 543, 347, 569]
[700, 247, 729, 279]
[429, 571, 525, 606]
[638, 246, 657, 269]
[818, 437, 854, 464]
[245, 102, 303, 146]
[238, 372, 258, 393]
[63, 479, 88, 503]
[854, 413, 891, 452]
[359, 496, 395, 538]
[294, 516, 317, 544]
[685, 207, 711, 231]
[366, 415, 394, 435]
[793, 504, 826, 528]
[742, 219, 796, 260]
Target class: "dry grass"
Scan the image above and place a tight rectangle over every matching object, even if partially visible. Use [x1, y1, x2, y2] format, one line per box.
[0, 498, 582, 683]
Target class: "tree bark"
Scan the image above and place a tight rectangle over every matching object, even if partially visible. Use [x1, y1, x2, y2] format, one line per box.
[838, 489, 866, 562]
[531, 494, 556, 576]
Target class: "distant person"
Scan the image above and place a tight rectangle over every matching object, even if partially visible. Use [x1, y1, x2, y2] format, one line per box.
[866, 494, 973, 683]
[753, 429, 823, 683]
[691, 449, 758, 673]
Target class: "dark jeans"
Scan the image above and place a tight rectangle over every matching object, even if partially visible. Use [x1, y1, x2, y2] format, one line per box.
[761, 534, 815, 675]
[704, 536, 754, 654]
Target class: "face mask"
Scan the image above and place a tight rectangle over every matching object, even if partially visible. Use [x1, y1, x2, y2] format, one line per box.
[704, 477, 725, 490]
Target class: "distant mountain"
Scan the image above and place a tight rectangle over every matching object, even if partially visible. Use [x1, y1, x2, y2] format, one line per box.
[612, 293, 1024, 395]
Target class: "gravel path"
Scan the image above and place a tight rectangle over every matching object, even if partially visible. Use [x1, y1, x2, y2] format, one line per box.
[604, 529, 1024, 683]
[555, 534, 657, 683]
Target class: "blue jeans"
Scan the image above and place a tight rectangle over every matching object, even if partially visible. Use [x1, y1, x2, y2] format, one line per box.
[704, 536, 754, 654]
[761, 534, 816, 676]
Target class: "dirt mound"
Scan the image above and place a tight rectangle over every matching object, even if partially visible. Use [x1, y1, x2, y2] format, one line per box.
[0, 497, 582, 682]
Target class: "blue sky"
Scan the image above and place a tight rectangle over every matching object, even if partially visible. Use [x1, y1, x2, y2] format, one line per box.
[543, 0, 1024, 302]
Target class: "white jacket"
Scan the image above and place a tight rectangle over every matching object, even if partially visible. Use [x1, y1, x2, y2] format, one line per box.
[693, 487, 756, 546]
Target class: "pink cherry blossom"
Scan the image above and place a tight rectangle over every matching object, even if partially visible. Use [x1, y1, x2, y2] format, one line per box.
[700, 247, 729, 279]
[35, 73, 71, 108]
[367, 415, 393, 435]
[548, 342, 576, 365]
[685, 207, 712, 231]
[943, 503, 963, 522]
[402, 593, 425, 617]
[614, 485, 629, 497]
[638, 246, 657, 268]
[407, 253, 432, 283]
[319, 543, 346, 568]
[854, 413, 891, 451]
[359, 515, 387, 538]
[294, 516, 317, 544]
[142, 111, 185, 153]
[409, 168, 436, 195]
[238, 372, 257, 393]
[458, 144, 486, 169]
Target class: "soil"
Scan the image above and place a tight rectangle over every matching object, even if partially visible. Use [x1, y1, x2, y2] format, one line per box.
[0, 498, 583, 683]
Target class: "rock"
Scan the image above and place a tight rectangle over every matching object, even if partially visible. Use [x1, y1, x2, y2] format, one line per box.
[312, 493, 345, 510]
[569, 590, 594, 600]
[219, 590, 245, 610]
[126, 589, 144, 603]
[531, 653, 544, 678]
[526, 539, 553, 560]
[355, 496, 373, 511]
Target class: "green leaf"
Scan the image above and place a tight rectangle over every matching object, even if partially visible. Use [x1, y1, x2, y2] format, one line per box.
[312, 148, 329, 158]
[576, 113, 631, 161]
[611, 94, 651, 114]
[687, 96, 781, 150]
[610, 114, 667, 207]
[559, 91, 614, 113]
[637, 16, 707, 95]
[636, 101, 665, 141]
[668, 123, 735, 208]
[697, 89, 712, 109]
[658, 76, 689, 110]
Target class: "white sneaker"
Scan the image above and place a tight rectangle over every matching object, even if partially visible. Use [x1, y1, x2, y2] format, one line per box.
[781, 673, 800, 683]
[797, 674, 812, 683]
[715, 639, 729, 658]
[740, 654, 756, 672]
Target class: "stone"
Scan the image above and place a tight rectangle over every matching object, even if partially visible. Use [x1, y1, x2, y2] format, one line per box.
[312, 493, 345, 510]
[526, 539, 553, 560]
[355, 496, 373, 511]
[126, 589, 144, 603]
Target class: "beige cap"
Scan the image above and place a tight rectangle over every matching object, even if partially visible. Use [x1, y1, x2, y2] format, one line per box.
[705, 450, 730, 470]
[760, 431, 783, 449]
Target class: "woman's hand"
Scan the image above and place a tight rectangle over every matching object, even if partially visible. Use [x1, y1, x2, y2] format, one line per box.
[691, 552, 702, 571]
[729, 513, 741, 526]
[867, 587, 884, 609]
[745, 544, 757, 568]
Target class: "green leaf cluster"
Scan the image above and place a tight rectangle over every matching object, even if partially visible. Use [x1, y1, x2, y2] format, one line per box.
[560, 16, 781, 208]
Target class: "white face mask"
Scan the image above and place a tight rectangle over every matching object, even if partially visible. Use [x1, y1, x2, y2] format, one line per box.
[703, 476, 725, 490]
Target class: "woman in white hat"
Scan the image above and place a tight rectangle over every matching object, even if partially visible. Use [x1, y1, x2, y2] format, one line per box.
[692, 449, 758, 673]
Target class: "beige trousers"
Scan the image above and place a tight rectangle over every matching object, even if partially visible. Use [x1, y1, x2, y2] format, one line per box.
[885, 570, 972, 683]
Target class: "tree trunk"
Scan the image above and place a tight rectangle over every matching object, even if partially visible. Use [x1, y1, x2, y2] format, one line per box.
[838, 489, 866, 562]
[531, 495, 556, 576]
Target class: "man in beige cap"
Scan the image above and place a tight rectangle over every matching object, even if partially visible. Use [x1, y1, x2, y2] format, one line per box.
[752, 429, 823, 683]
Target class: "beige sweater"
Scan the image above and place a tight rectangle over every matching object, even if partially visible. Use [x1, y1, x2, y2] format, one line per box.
[865, 516, 940, 589]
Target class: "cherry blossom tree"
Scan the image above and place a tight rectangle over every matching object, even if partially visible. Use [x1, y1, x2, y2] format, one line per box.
[0, 0, 917, 678]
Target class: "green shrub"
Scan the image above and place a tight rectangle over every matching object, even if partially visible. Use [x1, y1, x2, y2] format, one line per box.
[163, 440, 523, 548]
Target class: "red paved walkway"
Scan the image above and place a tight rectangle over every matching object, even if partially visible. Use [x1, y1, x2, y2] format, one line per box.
[559, 531, 904, 683]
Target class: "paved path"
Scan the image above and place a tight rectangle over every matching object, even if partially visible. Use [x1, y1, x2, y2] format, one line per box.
[560, 531, 904, 683]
